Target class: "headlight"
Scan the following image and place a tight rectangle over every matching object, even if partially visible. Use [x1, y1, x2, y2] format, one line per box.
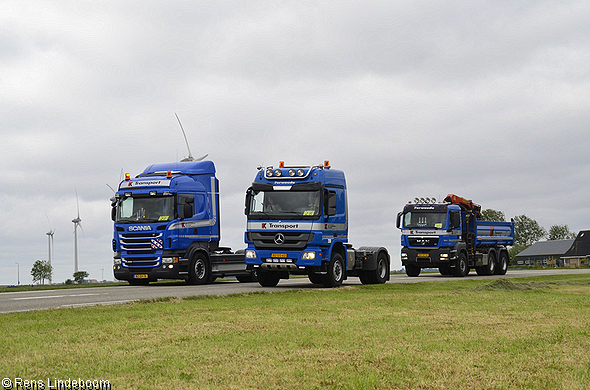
[114, 258, 121, 265]
[266, 169, 273, 177]
[245, 250, 257, 259]
[162, 257, 175, 264]
[288, 169, 296, 177]
[302, 251, 316, 260]
[401, 253, 408, 259]
[274, 169, 282, 177]
[297, 169, 305, 177]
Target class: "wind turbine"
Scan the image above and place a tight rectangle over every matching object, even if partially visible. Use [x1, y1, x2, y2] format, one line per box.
[45, 214, 55, 284]
[72, 189, 83, 274]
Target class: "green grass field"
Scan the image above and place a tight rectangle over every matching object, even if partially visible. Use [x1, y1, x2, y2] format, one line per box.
[1, 274, 589, 389]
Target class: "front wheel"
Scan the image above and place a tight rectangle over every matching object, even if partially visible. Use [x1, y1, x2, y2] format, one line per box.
[452, 252, 469, 277]
[257, 270, 280, 287]
[323, 253, 344, 288]
[188, 253, 210, 285]
[405, 265, 421, 277]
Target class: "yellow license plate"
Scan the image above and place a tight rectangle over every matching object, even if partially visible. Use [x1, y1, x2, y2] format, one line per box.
[271, 253, 287, 258]
[417, 253, 430, 257]
[133, 274, 149, 279]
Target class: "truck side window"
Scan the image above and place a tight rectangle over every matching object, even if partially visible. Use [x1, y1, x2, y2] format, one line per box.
[178, 194, 195, 219]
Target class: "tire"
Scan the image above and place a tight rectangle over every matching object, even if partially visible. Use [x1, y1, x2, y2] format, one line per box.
[308, 272, 323, 285]
[361, 252, 389, 284]
[439, 266, 451, 276]
[495, 251, 508, 275]
[258, 269, 280, 287]
[128, 279, 150, 286]
[452, 252, 469, 277]
[405, 265, 421, 277]
[236, 271, 257, 283]
[188, 253, 210, 285]
[323, 253, 344, 288]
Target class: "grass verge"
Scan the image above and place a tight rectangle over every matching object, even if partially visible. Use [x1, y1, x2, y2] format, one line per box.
[1, 274, 589, 389]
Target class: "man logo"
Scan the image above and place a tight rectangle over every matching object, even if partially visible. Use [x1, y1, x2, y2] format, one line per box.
[274, 233, 285, 245]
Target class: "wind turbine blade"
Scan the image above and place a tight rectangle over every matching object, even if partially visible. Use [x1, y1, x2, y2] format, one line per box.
[195, 154, 209, 161]
[106, 183, 116, 193]
[175, 113, 194, 161]
[75, 188, 81, 219]
[45, 214, 53, 231]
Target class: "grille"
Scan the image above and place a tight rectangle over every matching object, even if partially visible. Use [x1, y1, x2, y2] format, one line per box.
[249, 232, 314, 250]
[121, 232, 163, 253]
[122, 258, 160, 268]
[120, 232, 163, 268]
[408, 236, 439, 247]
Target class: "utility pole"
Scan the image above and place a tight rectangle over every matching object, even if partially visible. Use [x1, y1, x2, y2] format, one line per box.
[15, 262, 20, 285]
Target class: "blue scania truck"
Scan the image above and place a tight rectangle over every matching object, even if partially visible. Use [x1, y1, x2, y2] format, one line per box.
[244, 161, 390, 287]
[396, 194, 514, 277]
[111, 160, 254, 285]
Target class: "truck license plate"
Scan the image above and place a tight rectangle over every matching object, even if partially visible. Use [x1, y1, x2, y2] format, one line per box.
[271, 253, 287, 258]
[417, 253, 429, 257]
[133, 274, 148, 279]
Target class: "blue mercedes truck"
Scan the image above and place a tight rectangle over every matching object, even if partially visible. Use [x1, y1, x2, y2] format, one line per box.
[111, 160, 254, 285]
[244, 161, 390, 287]
[396, 194, 514, 277]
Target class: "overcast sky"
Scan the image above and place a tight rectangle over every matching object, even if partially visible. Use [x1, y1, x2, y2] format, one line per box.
[1, 0, 589, 285]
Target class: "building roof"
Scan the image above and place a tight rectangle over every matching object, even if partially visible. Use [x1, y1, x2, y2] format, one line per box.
[516, 239, 575, 258]
[563, 230, 590, 257]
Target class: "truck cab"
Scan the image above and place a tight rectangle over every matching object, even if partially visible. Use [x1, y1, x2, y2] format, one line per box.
[112, 160, 253, 284]
[244, 161, 389, 287]
[397, 195, 514, 277]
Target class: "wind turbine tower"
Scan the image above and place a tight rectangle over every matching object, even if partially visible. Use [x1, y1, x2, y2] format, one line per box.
[46, 215, 55, 284]
[72, 190, 83, 274]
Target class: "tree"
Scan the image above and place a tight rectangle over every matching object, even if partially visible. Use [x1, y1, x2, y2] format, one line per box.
[481, 209, 506, 222]
[31, 260, 53, 285]
[73, 271, 89, 284]
[513, 214, 547, 247]
[548, 224, 577, 240]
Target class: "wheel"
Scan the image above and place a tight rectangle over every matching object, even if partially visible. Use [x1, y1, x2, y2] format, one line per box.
[361, 252, 389, 284]
[495, 251, 508, 275]
[484, 252, 496, 275]
[128, 279, 150, 286]
[323, 253, 344, 287]
[257, 269, 280, 287]
[439, 266, 451, 276]
[188, 253, 210, 285]
[405, 265, 421, 277]
[308, 271, 323, 285]
[452, 252, 469, 277]
[237, 270, 258, 283]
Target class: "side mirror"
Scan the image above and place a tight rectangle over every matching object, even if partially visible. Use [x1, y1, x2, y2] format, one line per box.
[324, 191, 337, 216]
[396, 212, 402, 229]
[111, 206, 116, 222]
[449, 212, 461, 231]
[244, 188, 252, 215]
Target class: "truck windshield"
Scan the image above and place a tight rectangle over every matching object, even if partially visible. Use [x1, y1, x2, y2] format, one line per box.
[116, 196, 175, 223]
[248, 190, 321, 220]
[402, 211, 447, 229]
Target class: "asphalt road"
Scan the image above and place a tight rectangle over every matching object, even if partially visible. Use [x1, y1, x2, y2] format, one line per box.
[2, 268, 589, 314]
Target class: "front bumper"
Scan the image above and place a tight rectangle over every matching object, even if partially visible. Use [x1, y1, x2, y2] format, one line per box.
[401, 248, 456, 267]
[113, 263, 182, 282]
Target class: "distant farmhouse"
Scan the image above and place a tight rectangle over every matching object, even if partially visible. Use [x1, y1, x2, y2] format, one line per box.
[515, 230, 590, 267]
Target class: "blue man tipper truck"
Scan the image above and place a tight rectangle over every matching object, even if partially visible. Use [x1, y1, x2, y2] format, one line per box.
[111, 160, 255, 285]
[396, 194, 514, 277]
[244, 161, 390, 287]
